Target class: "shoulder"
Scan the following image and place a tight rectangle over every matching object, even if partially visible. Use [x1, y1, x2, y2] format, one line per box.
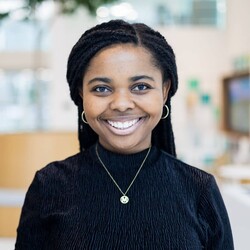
[158, 149, 214, 189]
[35, 150, 92, 187]
[157, 149, 223, 211]
[38, 152, 82, 175]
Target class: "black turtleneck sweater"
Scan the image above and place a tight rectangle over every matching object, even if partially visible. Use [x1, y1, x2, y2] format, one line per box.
[15, 144, 234, 249]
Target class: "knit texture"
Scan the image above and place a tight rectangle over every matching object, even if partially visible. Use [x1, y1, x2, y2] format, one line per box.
[15, 144, 234, 249]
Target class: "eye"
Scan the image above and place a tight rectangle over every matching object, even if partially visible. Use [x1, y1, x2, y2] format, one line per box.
[92, 86, 111, 93]
[132, 83, 151, 92]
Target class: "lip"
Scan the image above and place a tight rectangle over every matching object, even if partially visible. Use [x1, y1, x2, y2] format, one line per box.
[101, 116, 146, 136]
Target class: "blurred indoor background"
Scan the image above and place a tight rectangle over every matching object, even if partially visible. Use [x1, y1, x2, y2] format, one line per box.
[0, 0, 249, 249]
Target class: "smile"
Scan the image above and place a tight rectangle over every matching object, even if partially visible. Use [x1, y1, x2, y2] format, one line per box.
[107, 119, 140, 130]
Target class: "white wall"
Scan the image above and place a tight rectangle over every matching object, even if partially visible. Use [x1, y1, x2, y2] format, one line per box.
[49, 8, 97, 130]
[157, 26, 230, 165]
[226, 0, 250, 60]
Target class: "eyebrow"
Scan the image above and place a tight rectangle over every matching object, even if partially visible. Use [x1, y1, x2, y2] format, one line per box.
[129, 75, 155, 82]
[87, 77, 111, 85]
[87, 75, 155, 85]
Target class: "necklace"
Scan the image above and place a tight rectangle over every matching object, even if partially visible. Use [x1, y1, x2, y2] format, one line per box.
[95, 144, 151, 204]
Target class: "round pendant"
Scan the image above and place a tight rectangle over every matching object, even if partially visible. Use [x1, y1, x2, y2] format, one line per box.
[120, 195, 129, 204]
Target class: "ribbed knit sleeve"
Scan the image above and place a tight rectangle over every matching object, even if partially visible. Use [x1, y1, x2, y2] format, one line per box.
[15, 171, 49, 250]
[198, 175, 234, 249]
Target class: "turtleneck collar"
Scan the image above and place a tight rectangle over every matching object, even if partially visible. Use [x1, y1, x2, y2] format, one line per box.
[89, 142, 160, 172]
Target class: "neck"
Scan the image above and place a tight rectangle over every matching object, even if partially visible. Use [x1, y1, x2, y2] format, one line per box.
[95, 142, 152, 171]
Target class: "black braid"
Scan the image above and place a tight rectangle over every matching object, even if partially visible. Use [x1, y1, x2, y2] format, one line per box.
[66, 19, 178, 156]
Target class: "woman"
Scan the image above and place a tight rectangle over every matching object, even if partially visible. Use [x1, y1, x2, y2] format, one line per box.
[15, 20, 234, 249]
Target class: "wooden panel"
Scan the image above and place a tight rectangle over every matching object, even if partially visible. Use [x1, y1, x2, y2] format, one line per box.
[0, 207, 21, 237]
[0, 132, 79, 189]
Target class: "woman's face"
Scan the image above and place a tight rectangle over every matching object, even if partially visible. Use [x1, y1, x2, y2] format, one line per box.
[81, 44, 170, 154]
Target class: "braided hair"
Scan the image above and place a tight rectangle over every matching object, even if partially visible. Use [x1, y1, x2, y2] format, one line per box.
[66, 19, 178, 156]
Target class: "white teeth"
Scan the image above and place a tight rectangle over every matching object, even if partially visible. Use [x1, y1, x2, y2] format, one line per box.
[107, 119, 139, 129]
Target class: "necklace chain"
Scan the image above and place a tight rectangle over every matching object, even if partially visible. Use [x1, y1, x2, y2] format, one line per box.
[95, 144, 151, 204]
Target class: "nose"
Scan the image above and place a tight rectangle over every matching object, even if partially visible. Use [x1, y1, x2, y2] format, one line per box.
[110, 90, 135, 112]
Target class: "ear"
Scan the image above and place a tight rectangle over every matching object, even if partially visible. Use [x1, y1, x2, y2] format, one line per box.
[162, 80, 171, 104]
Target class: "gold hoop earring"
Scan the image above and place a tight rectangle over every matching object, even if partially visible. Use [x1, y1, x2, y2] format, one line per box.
[81, 111, 88, 124]
[161, 105, 169, 119]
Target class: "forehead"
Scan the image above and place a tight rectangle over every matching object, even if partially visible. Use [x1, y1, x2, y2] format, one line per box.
[85, 44, 157, 72]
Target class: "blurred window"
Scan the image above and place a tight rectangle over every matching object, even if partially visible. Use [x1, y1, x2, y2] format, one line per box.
[0, 1, 50, 132]
[97, 0, 226, 28]
[0, 19, 49, 51]
[0, 69, 51, 132]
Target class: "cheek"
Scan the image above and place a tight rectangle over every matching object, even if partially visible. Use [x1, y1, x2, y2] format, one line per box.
[83, 97, 106, 120]
[84, 102, 97, 117]
[143, 95, 164, 112]
[82, 89, 94, 111]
